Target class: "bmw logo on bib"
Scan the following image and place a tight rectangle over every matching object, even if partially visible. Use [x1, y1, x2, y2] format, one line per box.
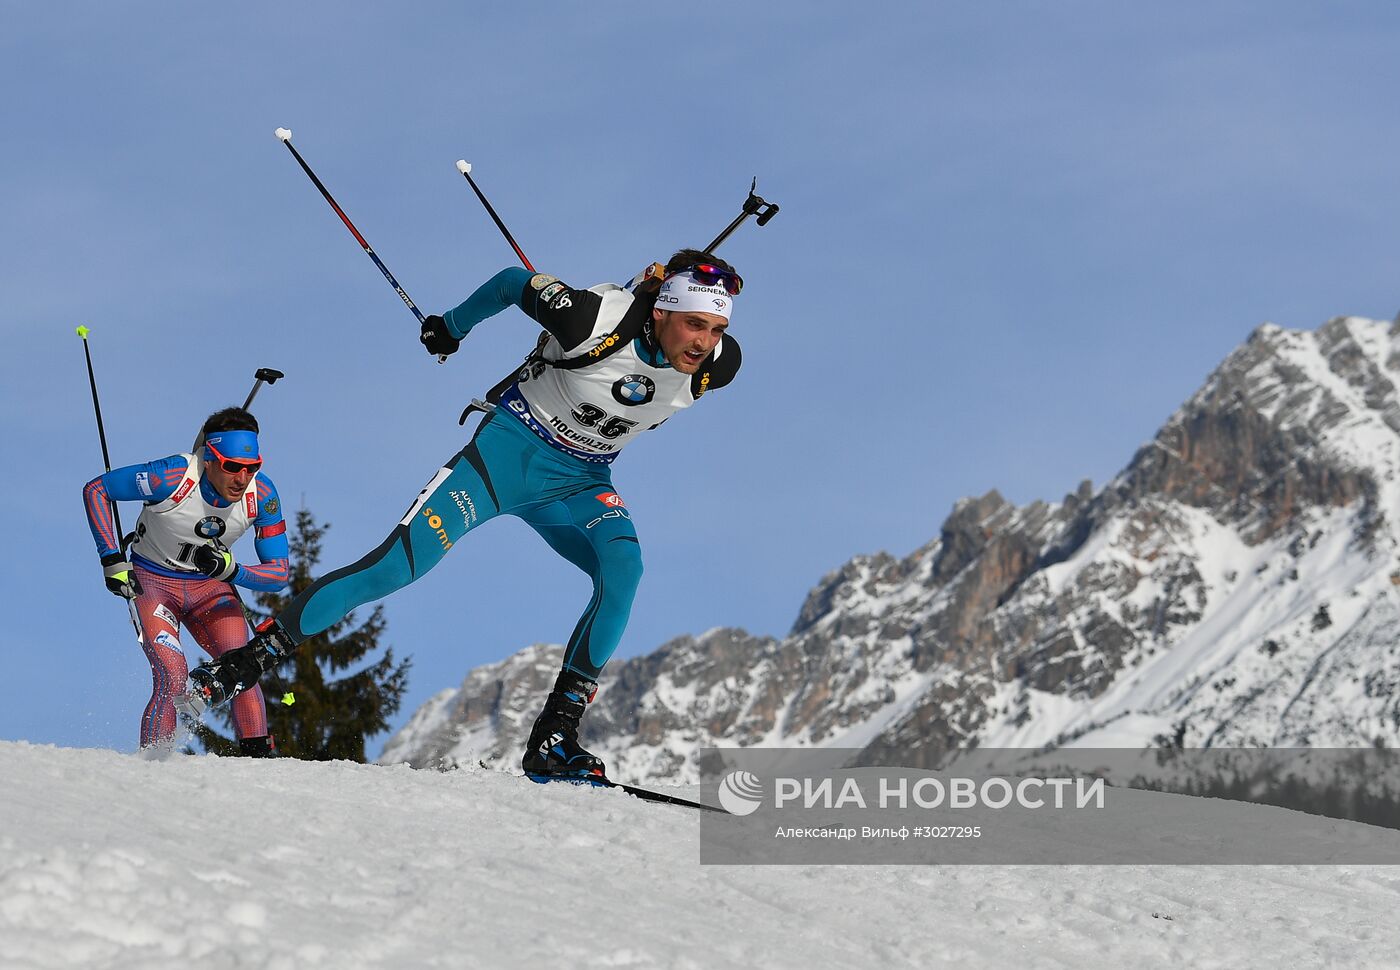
[196, 516, 227, 539]
[612, 374, 656, 407]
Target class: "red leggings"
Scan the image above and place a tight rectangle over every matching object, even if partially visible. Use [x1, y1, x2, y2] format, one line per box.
[132, 565, 267, 746]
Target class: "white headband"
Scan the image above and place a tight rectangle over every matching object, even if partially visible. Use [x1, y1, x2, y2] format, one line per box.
[656, 271, 733, 320]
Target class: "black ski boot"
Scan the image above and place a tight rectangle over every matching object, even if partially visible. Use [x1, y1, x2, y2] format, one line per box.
[238, 735, 278, 758]
[189, 622, 295, 710]
[522, 671, 606, 782]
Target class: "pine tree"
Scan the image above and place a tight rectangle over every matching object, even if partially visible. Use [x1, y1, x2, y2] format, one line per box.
[195, 507, 411, 761]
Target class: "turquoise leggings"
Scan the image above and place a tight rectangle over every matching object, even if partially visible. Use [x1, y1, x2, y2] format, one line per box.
[278, 410, 642, 680]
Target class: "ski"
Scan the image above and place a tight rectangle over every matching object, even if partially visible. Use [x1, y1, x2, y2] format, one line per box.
[599, 777, 728, 814]
[528, 772, 728, 813]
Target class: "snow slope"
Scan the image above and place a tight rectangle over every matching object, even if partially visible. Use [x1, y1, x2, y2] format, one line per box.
[4, 741, 1400, 969]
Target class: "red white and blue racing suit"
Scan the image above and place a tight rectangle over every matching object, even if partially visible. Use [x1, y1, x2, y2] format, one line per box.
[84, 456, 289, 747]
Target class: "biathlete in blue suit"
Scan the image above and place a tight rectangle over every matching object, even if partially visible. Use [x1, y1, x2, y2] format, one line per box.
[83, 407, 290, 754]
[190, 250, 744, 778]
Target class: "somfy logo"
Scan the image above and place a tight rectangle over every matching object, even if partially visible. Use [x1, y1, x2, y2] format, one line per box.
[718, 770, 765, 816]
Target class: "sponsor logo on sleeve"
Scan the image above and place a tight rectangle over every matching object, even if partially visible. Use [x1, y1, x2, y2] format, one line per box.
[539, 282, 565, 304]
[135, 471, 152, 497]
[529, 274, 560, 291]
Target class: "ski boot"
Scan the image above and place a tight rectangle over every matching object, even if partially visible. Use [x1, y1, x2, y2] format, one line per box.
[188, 622, 295, 710]
[522, 671, 607, 783]
[238, 735, 278, 758]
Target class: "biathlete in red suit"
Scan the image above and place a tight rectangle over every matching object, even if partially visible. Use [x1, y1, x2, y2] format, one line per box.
[83, 407, 290, 754]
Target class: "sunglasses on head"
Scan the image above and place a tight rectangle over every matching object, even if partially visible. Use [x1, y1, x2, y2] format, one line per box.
[205, 440, 262, 475]
[677, 263, 743, 296]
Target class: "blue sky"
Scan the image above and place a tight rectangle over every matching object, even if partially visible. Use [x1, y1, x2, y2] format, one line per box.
[5, 3, 1400, 756]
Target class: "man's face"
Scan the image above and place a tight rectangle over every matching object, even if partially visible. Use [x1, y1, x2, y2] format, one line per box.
[652, 309, 728, 374]
[205, 457, 258, 502]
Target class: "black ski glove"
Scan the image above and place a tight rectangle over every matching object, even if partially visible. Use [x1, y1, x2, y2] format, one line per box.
[192, 544, 238, 582]
[420, 315, 461, 357]
[101, 552, 143, 599]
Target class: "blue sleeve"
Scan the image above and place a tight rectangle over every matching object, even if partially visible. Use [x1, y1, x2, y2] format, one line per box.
[83, 456, 189, 557]
[234, 474, 290, 592]
[102, 456, 188, 504]
[443, 267, 536, 339]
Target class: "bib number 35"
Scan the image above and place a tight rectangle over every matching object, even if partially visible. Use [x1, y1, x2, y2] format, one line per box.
[570, 403, 638, 439]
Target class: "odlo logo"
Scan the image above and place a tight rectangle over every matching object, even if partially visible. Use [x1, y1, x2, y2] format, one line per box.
[718, 771, 764, 816]
[421, 507, 453, 551]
